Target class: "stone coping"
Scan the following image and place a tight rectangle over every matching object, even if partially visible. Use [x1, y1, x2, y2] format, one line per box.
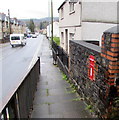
[70, 40, 101, 53]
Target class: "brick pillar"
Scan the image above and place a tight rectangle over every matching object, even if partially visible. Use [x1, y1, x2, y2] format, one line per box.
[101, 26, 119, 118]
[101, 25, 119, 89]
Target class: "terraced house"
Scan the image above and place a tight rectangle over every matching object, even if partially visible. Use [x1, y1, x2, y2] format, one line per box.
[58, 0, 118, 53]
[0, 12, 26, 43]
[58, 0, 81, 53]
[56, 0, 119, 118]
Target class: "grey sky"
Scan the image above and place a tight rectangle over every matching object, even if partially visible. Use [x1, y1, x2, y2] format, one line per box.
[0, 0, 64, 19]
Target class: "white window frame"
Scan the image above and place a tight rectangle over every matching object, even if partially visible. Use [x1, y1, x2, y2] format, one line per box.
[69, 2, 75, 13]
[60, 7, 64, 19]
[70, 33, 74, 40]
[61, 32, 64, 44]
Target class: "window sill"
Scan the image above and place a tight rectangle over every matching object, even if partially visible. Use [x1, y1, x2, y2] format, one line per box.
[69, 11, 75, 15]
[60, 17, 64, 20]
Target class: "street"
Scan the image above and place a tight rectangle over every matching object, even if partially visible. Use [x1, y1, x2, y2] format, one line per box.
[0, 34, 44, 112]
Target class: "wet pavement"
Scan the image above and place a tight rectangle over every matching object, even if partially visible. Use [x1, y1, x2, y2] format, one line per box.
[31, 37, 93, 118]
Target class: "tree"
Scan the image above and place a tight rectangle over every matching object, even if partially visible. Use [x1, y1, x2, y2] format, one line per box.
[28, 19, 35, 32]
[39, 21, 49, 30]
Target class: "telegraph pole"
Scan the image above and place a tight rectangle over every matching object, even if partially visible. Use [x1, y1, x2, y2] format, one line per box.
[51, 0, 53, 46]
[8, 9, 11, 34]
[48, 0, 50, 38]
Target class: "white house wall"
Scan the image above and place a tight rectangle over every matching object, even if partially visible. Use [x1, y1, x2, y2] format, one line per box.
[74, 27, 82, 40]
[54, 22, 59, 37]
[82, 1, 118, 23]
[82, 22, 117, 46]
[59, 2, 81, 27]
[47, 25, 51, 37]
[59, 0, 118, 52]
[59, 1, 81, 53]
[0, 21, 2, 40]
[47, 22, 59, 37]
[81, 1, 118, 46]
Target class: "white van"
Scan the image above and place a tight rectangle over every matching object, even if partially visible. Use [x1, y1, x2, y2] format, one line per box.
[10, 34, 27, 47]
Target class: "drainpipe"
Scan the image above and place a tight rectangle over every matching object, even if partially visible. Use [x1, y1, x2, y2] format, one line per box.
[79, 1, 82, 40]
[80, 1, 82, 26]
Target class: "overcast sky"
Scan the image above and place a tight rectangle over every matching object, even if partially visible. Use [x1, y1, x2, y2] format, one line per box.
[0, 0, 64, 19]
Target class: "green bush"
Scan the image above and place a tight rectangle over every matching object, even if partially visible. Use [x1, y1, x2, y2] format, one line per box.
[53, 37, 60, 45]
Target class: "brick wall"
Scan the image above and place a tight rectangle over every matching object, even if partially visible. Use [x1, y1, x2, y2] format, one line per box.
[69, 26, 119, 118]
[101, 30, 119, 86]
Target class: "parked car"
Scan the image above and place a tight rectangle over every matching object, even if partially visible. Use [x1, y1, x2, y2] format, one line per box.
[10, 34, 27, 47]
[27, 34, 32, 38]
[31, 34, 37, 38]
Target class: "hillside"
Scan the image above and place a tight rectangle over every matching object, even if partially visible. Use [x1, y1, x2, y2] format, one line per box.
[19, 17, 59, 24]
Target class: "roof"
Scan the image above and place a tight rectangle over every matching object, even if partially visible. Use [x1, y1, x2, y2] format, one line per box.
[58, 0, 67, 11]
[58, 0, 79, 11]
[69, 0, 79, 3]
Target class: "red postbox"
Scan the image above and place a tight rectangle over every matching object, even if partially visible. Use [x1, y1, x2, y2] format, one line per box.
[89, 55, 95, 81]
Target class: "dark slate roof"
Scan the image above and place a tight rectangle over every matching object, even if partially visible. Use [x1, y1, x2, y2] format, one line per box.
[69, 0, 79, 3]
[58, 0, 67, 11]
[58, 0, 79, 11]
[104, 25, 119, 34]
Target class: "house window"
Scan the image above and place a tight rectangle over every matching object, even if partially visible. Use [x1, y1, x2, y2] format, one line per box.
[69, 2, 75, 12]
[61, 32, 64, 44]
[2, 22, 5, 27]
[61, 7, 64, 19]
[70, 33, 74, 40]
[6, 22, 8, 28]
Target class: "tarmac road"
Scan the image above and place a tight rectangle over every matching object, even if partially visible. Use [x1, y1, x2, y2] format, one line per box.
[0, 34, 44, 113]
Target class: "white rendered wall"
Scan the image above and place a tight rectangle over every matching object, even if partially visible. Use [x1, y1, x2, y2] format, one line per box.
[0, 21, 2, 40]
[82, 22, 117, 46]
[47, 22, 59, 37]
[81, 0, 118, 46]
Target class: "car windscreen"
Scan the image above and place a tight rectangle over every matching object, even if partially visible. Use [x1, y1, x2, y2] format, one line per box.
[11, 36, 20, 40]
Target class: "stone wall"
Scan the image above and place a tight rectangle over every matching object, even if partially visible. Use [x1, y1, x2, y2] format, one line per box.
[69, 26, 119, 118]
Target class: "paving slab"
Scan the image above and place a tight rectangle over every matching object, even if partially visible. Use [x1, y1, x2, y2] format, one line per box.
[31, 36, 93, 118]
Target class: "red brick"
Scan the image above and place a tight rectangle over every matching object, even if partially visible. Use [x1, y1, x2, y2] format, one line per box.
[108, 78, 115, 82]
[109, 65, 119, 70]
[108, 74, 116, 78]
[110, 48, 119, 52]
[112, 34, 119, 38]
[101, 52, 118, 61]
[102, 50, 119, 57]
[107, 81, 116, 86]
[108, 51, 119, 57]
[106, 55, 118, 61]
[101, 53, 106, 58]
[111, 38, 119, 43]
[101, 41, 104, 45]
[101, 49, 106, 53]
[102, 36, 105, 41]
[108, 69, 119, 74]
[111, 43, 119, 47]
[109, 61, 119, 66]
[101, 46, 105, 49]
